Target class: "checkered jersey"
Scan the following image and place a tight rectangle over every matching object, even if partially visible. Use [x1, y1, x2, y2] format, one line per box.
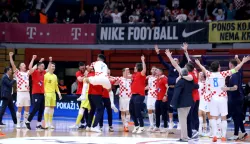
[205, 70, 233, 101]
[15, 70, 30, 91]
[147, 75, 157, 98]
[198, 81, 206, 99]
[90, 61, 108, 76]
[113, 77, 132, 98]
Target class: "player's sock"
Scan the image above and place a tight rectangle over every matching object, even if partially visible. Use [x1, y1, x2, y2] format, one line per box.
[44, 107, 50, 128]
[221, 120, 227, 138]
[203, 123, 207, 133]
[23, 111, 29, 123]
[211, 119, 217, 137]
[49, 108, 54, 125]
[125, 114, 130, 126]
[169, 118, 173, 123]
[76, 108, 84, 125]
[121, 114, 126, 127]
[209, 119, 212, 135]
[16, 111, 21, 126]
[79, 83, 88, 100]
[109, 91, 118, 112]
[148, 113, 154, 127]
[199, 117, 203, 133]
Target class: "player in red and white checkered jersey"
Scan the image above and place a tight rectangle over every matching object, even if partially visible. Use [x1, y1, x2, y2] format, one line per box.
[77, 54, 118, 112]
[111, 68, 132, 132]
[195, 56, 250, 142]
[9, 52, 33, 129]
[145, 66, 158, 132]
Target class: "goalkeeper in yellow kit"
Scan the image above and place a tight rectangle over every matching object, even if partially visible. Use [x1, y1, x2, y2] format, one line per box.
[44, 62, 62, 129]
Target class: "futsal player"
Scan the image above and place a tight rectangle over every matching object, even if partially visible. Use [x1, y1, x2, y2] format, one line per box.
[154, 45, 187, 129]
[9, 52, 33, 128]
[75, 62, 89, 129]
[112, 68, 132, 132]
[153, 68, 168, 133]
[195, 56, 250, 142]
[146, 66, 157, 132]
[44, 62, 62, 129]
[130, 55, 146, 134]
[25, 55, 52, 130]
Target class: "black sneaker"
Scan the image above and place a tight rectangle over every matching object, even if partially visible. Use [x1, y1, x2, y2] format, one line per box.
[36, 125, 46, 131]
[78, 124, 86, 130]
[109, 126, 114, 132]
[25, 122, 31, 130]
[0, 122, 6, 127]
[241, 133, 248, 140]
[192, 130, 199, 140]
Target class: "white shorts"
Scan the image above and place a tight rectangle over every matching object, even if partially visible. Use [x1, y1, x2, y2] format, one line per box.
[16, 92, 30, 107]
[88, 75, 111, 90]
[199, 98, 209, 112]
[119, 98, 130, 111]
[209, 98, 228, 117]
[147, 96, 156, 110]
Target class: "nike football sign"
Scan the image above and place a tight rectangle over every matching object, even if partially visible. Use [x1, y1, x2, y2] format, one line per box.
[182, 28, 205, 38]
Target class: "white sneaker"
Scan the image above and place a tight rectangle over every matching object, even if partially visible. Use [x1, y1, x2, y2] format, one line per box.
[168, 122, 174, 129]
[228, 135, 239, 140]
[49, 125, 55, 129]
[86, 127, 91, 132]
[69, 125, 78, 129]
[16, 123, 21, 129]
[136, 127, 145, 134]
[100, 127, 103, 132]
[132, 126, 139, 133]
[160, 128, 168, 133]
[152, 127, 160, 133]
[91, 127, 101, 133]
[147, 126, 154, 132]
[177, 123, 181, 130]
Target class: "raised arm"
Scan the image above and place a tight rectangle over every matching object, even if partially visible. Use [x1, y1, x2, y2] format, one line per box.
[29, 55, 37, 70]
[46, 57, 52, 72]
[9, 52, 17, 72]
[182, 43, 192, 62]
[235, 55, 241, 64]
[31, 57, 45, 70]
[155, 45, 172, 70]
[165, 49, 181, 74]
[141, 55, 146, 76]
[234, 56, 250, 72]
[195, 59, 207, 74]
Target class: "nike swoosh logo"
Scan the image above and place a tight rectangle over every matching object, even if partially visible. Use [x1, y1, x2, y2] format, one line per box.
[182, 28, 205, 38]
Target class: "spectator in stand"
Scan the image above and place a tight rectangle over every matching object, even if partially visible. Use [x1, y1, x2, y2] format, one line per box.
[160, 9, 172, 25]
[111, 8, 126, 24]
[205, 15, 212, 22]
[175, 9, 187, 22]
[11, 13, 19, 23]
[71, 80, 78, 94]
[196, 16, 203, 22]
[154, 3, 164, 24]
[188, 9, 196, 22]
[196, 0, 206, 20]
[141, 10, 150, 23]
[102, 9, 112, 23]
[171, 6, 180, 20]
[116, 0, 125, 12]
[50, 12, 60, 23]
[39, 8, 47, 24]
[29, 10, 39, 23]
[135, 4, 141, 16]
[226, 3, 236, 20]
[128, 16, 134, 24]
[129, 11, 139, 23]
[1, 10, 11, 22]
[212, 8, 225, 21]
[90, 6, 100, 24]
[63, 9, 74, 24]
[127, 0, 137, 16]
[59, 80, 68, 95]
[19, 8, 30, 23]
[149, 10, 156, 26]
[77, 10, 89, 23]
[172, 0, 180, 8]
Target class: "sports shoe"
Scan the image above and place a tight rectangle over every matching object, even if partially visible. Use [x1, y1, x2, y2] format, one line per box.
[132, 126, 139, 133]
[0, 123, 6, 127]
[25, 122, 31, 130]
[228, 135, 239, 140]
[16, 123, 21, 129]
[212, 136, 217, 142]
[36, 125, 45, 131]
[192, 130, 199, 139]
[147, 126, 154, 132]
[160, 128, 168, 133]
[78, 124, 86, 129]
[136, 127, 145, 134]
[168, 122, 174, 129]
[152, 127, 160, 133]
[177, 123, 181, 130]
[69, 124, 78, 129]
[86, 127, 91, 132]
[99, 127, 103, 132]
[221, 137, 226, 142]
[109, 126, 114, 132]
[91, 127, 101, 133]
[124, 126, 129, 132]
[49, 125, 55, 129]
[241, 133, 248, 140]
[0, 132, 5, 137]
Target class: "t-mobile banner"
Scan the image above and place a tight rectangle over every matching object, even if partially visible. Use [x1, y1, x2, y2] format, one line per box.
[97, 23, 208, 44]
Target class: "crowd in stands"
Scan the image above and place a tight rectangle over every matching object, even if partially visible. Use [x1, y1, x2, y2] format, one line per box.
[0, 0, 249, 24]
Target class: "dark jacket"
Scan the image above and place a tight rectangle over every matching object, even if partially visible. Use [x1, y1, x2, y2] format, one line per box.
[171, 78, 195, 109]
[1, 74, 15, 99]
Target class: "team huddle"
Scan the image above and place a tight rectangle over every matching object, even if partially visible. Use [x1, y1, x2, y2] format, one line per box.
[1, 43, 250, 142]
